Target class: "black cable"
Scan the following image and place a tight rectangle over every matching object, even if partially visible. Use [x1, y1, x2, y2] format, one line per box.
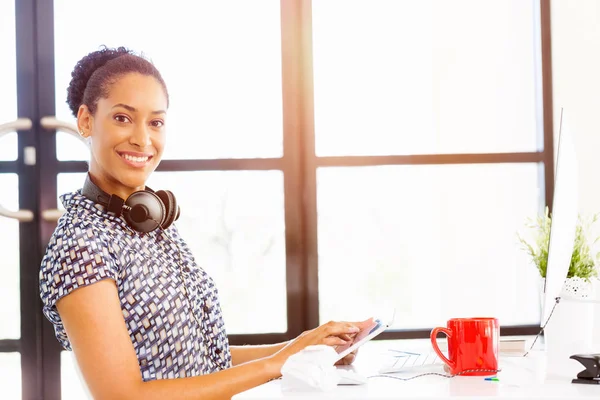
[368, 368, 502, 381]
[523, 296, 560, 357]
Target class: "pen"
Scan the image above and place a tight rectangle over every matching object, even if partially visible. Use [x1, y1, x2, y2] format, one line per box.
[484, 377, 499, 381]
[389, 350, 420, 356]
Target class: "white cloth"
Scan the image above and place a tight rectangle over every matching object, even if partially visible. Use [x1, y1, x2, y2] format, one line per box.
[280, 345, 341, 392]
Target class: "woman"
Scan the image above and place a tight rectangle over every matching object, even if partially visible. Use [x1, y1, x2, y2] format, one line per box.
[39, 46, 369, 399]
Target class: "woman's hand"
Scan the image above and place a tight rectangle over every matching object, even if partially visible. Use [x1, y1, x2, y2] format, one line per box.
[335, 348, 359, 366]
[267, 318, 373, 375]
[334, 317, 373, 365]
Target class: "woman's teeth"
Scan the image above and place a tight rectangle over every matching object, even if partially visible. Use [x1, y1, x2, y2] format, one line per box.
[122, 154, 149, 163]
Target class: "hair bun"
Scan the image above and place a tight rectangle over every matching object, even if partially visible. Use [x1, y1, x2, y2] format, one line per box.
[66, 46, 134, 118]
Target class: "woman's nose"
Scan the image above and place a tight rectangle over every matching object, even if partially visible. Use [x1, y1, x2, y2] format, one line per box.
[130, 124, 151, 147]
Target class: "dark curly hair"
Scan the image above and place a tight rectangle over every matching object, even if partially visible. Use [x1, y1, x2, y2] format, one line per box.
[66, 45, 169, 118]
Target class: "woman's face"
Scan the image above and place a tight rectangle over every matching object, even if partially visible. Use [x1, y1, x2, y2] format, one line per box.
[78, 73, 168, 198]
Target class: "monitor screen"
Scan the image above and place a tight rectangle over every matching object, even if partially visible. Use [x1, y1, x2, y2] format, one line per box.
[542, 108, 579, 323]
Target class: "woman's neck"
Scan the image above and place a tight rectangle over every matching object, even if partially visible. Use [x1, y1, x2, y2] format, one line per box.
[87, 170, 145, 200]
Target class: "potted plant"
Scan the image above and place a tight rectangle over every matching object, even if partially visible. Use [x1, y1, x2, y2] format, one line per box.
[517, 207, 600, 299]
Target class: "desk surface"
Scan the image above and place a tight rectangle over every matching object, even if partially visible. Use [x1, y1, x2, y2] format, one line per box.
[233, 339, 599, 399]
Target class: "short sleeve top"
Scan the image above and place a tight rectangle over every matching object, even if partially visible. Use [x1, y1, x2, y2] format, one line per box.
[39, 190, 232, 381]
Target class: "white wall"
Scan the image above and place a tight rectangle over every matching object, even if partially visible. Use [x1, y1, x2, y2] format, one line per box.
[551, 0, 600, 343]
[552, 0, 600, 217]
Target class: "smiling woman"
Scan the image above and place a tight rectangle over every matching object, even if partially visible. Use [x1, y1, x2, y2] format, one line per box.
[39, 46, 368, 400]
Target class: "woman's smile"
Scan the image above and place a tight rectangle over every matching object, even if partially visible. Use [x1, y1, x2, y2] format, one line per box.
[116, 150, 154, 168]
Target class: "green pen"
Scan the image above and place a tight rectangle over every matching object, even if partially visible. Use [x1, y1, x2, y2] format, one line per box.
[484, 377, 499, 381]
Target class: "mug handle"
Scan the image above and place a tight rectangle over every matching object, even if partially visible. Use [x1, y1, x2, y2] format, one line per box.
[430, 327, 455, 371]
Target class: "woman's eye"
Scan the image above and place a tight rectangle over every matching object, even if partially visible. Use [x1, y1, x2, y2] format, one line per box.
[115, 115, 130, 123]
[152, 120, 165, 128]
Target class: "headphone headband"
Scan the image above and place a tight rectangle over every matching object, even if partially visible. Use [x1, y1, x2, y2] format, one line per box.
[80, 173, 180, 232]
[82, 173, 111, 207]
[82, 174, 155, 216]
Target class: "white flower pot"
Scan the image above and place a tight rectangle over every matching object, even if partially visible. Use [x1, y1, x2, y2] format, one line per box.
[538, 275, 596, 301]
[539, 277, 599, 379]
[562, 276, 595, 299]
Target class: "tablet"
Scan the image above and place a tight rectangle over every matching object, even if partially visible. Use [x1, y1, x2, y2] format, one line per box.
[334, 318, 389, 362]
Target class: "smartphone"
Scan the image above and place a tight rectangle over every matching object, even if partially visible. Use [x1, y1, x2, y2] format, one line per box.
[334, 318, 389, 362]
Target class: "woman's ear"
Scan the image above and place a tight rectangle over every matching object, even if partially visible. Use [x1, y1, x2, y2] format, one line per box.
[77, 104, 93, 138]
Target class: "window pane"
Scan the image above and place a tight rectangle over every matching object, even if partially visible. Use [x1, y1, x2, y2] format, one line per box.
[0, 133, 17, 162]
[0, 174, 20, 339]
[56, 133, 89, 162]
[58, 171, 288, 334]
[312, 0, 540, 156]
[54, 0, 282, 161]
[0, 0, 17, 161]
[317, 164, 542, 329]
[0, 353, 21, 400]
[61, 351, 91, 400]
[57, 173, 86, 209]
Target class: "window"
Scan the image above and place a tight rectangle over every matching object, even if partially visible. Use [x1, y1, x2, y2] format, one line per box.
[317, 164, 542, 327]
[57, 172, 288, 334]
[0, 175, 20, 339]
[53, 0, 283, 161]
[0, 0, 17, 161]
[0, 353, 21, 400]
[312, 0, 540, 157]
[0, 2, 22, 398]
[311, 0, 549, 330]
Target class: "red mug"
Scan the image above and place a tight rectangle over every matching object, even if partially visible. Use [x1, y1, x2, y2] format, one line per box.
[430, 317, 499, 376]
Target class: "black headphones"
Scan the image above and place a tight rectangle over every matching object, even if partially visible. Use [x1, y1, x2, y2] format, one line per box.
[81, 174, 181, 233]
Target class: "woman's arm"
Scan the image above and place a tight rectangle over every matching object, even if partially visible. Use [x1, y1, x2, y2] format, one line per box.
[57, 279, 362, 400]
[230, 340, 362, 366]
[57, 279, 280, 400]
[230, 343, 289, 366]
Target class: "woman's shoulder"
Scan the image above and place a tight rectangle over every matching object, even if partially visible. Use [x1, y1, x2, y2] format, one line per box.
[40, 190, 125, 310]
[57, 189, 117, 226]
[39, 190, 127, 351]
[43, 190, 129, 261]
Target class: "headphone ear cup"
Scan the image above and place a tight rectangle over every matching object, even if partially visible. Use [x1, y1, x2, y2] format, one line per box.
[124, 191, 165, 233]
[155, 190, 178, 230]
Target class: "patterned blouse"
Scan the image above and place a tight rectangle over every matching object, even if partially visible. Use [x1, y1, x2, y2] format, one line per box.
[39, 190, 232, 381]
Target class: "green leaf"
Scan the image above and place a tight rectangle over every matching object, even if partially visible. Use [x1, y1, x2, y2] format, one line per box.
[517, 207, 600, 281]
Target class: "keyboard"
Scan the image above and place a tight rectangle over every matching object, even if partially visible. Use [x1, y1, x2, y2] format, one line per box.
[378, 350, 445, 374]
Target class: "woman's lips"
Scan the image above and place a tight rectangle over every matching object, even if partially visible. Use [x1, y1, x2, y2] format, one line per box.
[116, 151, 153, 168]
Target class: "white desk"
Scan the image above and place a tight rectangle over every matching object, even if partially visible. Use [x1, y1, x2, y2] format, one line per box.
[233, 339, 599, 399]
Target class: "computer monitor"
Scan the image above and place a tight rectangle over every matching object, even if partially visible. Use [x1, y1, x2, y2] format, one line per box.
[541, 108, 579, 323]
